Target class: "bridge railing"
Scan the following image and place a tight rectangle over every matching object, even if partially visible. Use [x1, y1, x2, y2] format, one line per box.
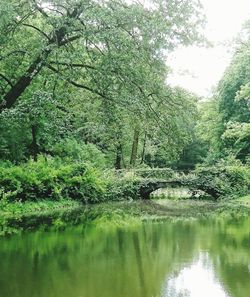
[103, 168, 185, 180]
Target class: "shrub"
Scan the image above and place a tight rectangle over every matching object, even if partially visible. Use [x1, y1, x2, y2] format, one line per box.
[104, 171, 141, 201]
[52, 139, 107, 169]
[0, 157, 105, 203]
[191, 163, 250, 199]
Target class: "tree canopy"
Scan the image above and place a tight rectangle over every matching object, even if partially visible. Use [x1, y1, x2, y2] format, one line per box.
[0, 0, 204, 110]
[0, 0, 205, 167]
[197, 22, 250, 164]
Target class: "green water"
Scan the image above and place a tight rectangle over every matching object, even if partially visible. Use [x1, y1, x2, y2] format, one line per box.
[0, 217, 249, 297]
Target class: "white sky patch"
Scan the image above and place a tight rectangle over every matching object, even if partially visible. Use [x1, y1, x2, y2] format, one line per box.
[162, 252, 231, 297]
[168, 0, 250, 97]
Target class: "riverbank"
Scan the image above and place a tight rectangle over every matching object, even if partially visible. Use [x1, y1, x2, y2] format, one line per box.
[1, 196, 250, 236]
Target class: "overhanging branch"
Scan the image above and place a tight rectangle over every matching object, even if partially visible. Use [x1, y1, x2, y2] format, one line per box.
[46, 64, 108, 100]
[49, 61, 95, 70]
[22, 23, 51, 40]
[0, 73, 13, 87]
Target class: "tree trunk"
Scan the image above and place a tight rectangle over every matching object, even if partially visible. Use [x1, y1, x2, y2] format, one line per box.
[0, 5, 82, 113]
[115, 142, 123, 170]
[0, 49, 52, 112]
[140, 131, 147, 164]
[30, 124, 39, 161]
[130, 125, 140, 167]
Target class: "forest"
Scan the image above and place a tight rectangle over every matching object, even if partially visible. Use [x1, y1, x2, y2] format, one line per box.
[0, 0, 249, 230]
[0, 1, 250, 297]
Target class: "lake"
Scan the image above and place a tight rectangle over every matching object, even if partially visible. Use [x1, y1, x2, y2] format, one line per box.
[0, 216, 249, 297]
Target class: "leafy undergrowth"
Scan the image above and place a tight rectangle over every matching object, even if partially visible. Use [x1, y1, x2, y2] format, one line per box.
[0, 157, 105, 203]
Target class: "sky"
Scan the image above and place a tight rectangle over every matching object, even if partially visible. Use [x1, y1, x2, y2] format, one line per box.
[163, 253, 230, 297]
[168, 0, 250, 98]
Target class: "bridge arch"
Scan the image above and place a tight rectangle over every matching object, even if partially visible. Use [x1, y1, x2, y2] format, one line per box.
[139, 180, 220, 199]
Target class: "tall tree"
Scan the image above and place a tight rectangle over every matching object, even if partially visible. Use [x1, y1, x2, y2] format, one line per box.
[196, 21, 250, 163]
[0, 0, 204, 113]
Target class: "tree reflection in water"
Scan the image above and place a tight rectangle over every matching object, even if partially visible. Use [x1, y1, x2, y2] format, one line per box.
[0, 216, 249, 297]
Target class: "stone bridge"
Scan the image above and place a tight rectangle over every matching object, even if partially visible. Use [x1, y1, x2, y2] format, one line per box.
[138, 178, 220, 199]
[110, 167, 222, 200]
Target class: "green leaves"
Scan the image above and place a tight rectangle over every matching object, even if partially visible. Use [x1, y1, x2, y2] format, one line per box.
[0, 0, 205, 109]
[0, 157, 105, 203]
[196, 22, 250, 163]
[0, 0, 205, 167]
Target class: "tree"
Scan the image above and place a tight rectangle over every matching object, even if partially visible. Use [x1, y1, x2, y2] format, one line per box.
[0, 91, 69, 161]
[0, 0, 204, 113]
[217, 23, 250, 161]
[221, 84, 250, 161]
[198, 21, 250, 163]
[0, 0, 205, 166]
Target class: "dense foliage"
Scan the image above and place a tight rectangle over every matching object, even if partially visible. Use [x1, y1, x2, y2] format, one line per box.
[0, 157, 104, 203]
[197, 22, 250, 164]
[0, 0, 203, 168]
[0, 0, 249, 211]
[189, 163, 250, 199]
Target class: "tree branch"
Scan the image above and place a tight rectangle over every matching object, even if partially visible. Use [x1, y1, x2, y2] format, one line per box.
[59, 34, 82, 46]
[49, 61, 96, 70]
[0, 50, 27, 62]
[46, 64, 108, 100]
[46, 64, 137, 113]
[32, 1, 49, 18]
[0, 73, 13, 87]
[22, 23, 50, 40]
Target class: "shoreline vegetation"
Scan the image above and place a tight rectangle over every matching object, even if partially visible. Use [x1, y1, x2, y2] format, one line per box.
[0, 157, 249, 236]
[1, 196, 250, 237]
[0, 158, 249, 236]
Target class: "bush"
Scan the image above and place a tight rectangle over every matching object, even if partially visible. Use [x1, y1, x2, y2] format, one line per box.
[52, 139, 107, 169]
[191, 163, 250, 199]
[104, 171, 141, 201]
[0, 157, 105, 203]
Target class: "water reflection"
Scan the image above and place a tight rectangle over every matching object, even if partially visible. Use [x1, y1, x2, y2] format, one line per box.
[0, 217, 249, 297]
[163, 252, 231, 297]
